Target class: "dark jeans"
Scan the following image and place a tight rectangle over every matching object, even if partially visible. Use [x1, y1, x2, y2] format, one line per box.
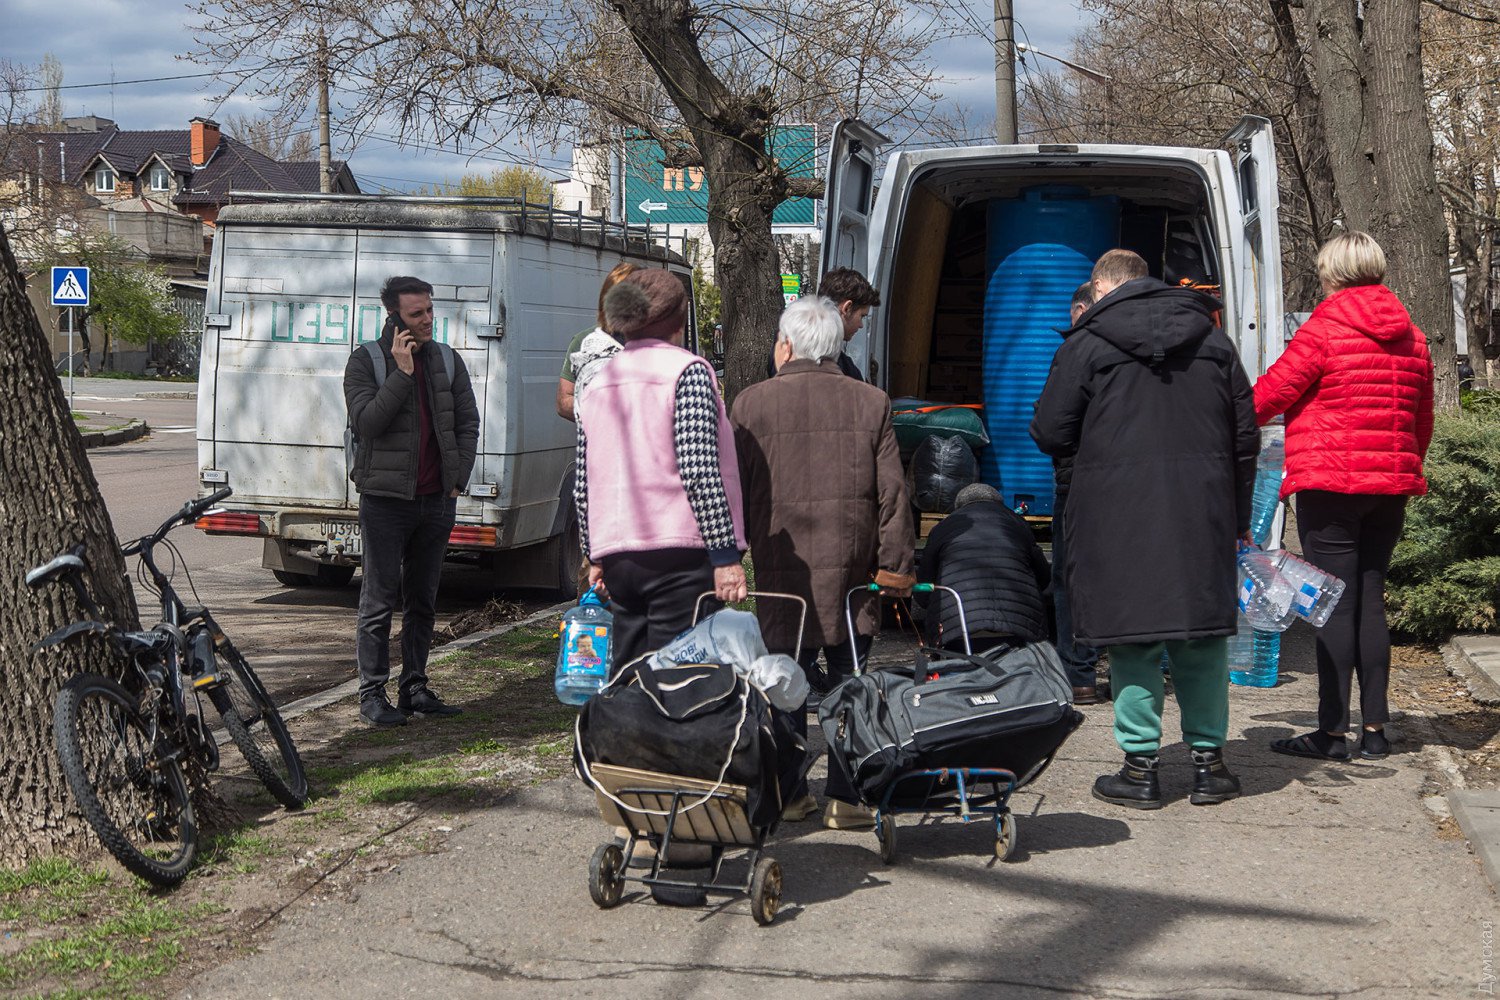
[356, 492, 456, 705]
[1296, 490, 1408, 734]
[599, 548, 718, 667]
[784, 635, 871, 804]
[1050, 506, 1099, 688]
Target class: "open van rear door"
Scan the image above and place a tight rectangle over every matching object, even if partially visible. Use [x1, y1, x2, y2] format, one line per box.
[1226, 115, 1285, 379]
[819, 120, 889, 277]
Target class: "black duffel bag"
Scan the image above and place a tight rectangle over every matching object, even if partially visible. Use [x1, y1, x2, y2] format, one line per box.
[575, 658, 799, 829]
[817, 664, 918, 805]
[820, 643, 1084, 808]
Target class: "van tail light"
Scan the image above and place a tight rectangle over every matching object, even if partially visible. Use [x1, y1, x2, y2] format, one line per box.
[449, 525, 498, 548]
[195, 512, 264, 535]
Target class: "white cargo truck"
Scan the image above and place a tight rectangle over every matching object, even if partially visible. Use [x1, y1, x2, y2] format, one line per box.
[194, 195, 694, 593]
[822, 115, 1285, 522]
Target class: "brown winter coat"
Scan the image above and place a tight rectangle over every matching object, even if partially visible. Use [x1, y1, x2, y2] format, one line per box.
[730, 359, 915, 652]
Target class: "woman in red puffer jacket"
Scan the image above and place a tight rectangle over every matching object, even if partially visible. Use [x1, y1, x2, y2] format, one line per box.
[1254, 232, 1434, 764]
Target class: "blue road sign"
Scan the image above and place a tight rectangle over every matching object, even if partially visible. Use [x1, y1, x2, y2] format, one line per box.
[51, 266, 90, 307]
[623, 126, 818, 227]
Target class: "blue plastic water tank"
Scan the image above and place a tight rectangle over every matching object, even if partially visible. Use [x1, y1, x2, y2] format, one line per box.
[982, 187, 1120, 515]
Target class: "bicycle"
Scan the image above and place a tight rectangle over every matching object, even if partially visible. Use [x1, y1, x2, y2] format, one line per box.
[27, 488, 308, 885]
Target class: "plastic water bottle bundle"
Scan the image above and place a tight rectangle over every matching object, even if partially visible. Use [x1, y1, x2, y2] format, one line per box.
[555, 586, 614, 706]
[1237, 545, 1297, 632]
[1249, 425, 1285, 547]
[1237, 544, 1347, 632]
[1273, 549, 1347, 628]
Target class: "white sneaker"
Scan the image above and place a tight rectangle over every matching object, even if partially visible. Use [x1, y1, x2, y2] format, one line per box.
[781, 794, 819, 822]
[823, 800, 877, 830]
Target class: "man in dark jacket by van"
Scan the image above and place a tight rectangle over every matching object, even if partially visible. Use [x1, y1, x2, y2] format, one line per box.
[1031, 250, 1258, 810]
[918, 484, 1050, 651]
[345, 276, 480, 726]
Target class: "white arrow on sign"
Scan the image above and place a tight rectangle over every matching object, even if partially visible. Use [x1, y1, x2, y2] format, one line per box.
[638, 200, 669, 213]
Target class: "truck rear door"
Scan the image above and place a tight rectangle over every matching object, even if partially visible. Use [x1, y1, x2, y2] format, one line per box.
[1225, 115, 1285, 378]
[206, 225, 360, 508]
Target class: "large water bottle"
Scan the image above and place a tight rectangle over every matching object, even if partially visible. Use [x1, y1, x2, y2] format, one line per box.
[555, 587, 613, 706]
[1249, 426, 1285, 547]
[1228, 612, 1281, 688]
[1237, 545, 1296, 632]
[1272, 550, 1347, 628]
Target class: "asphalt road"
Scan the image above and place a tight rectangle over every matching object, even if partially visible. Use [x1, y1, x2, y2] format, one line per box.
[75, 378, 550, 709]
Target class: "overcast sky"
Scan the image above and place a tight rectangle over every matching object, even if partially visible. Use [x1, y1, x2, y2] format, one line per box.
[4, 0, 1093, 192]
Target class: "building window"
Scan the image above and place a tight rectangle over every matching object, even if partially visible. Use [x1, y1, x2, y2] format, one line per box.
[94, 166, 115, 193]
[149, 165, 171, 192]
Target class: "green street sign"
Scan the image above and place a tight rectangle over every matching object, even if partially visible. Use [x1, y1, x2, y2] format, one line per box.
[624, 126, 817, 227]
[781, 274, 802, 303]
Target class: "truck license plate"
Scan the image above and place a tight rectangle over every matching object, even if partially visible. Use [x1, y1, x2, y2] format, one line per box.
[322, 520, 362, 558]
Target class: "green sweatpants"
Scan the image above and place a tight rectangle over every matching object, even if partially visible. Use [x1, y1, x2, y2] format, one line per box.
[1109, 638, 1230, 756]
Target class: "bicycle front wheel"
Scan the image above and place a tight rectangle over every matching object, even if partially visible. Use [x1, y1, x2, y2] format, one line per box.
[53, 675, 196, 886]
[207, 643, 308, 808]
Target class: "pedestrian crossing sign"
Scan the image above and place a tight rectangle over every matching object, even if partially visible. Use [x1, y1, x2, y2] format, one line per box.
[51, 267, 90, 307]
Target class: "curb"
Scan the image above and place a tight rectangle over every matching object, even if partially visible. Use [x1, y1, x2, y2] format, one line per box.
[79, 418, 149, 449]
[1444, 637, 1500, 706]
[1447, 789, 1500, 892]
[137, 390, 196, 400]
[276, 599, 574, 724]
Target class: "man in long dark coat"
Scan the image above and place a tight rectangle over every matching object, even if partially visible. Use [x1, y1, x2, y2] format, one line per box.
[1031, 250, 1258, 810]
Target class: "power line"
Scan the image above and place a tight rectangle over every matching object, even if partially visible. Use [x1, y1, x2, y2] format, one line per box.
[15, 70, 235, 93]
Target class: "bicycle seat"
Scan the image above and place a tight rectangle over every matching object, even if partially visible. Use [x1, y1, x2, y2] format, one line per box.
[25, 553, 85, 588]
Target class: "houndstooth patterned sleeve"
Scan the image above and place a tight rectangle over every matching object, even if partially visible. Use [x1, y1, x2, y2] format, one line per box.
[574, 420, 591, 561]
[674, 364, 741, 565]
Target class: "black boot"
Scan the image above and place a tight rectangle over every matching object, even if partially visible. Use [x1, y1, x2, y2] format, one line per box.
[1190, 747, 1241, 805]
[1092, 753, 1161, 810]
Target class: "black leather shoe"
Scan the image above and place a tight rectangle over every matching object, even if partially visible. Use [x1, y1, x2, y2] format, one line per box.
[1190, 747, 1242, 805]
[1092, 753, 1162, 810]
[360, 698, 407, 727]
[399, 688, 463, 717]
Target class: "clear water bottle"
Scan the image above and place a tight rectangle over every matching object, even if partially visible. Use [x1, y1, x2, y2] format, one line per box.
[1228, 613, 1280, 687]
[555, 587, 613, 706]
[1237, 546, 1296, 632]
[1272, 550, 1347, 628]
[1249, 426, 1285, 547]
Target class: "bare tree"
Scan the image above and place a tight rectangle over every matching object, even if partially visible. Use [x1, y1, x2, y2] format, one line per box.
[188, 0, 965, 401]
[36, 54, 63, 127]
[1024, 0, 1458, 408]
[222, 111, 317, 161]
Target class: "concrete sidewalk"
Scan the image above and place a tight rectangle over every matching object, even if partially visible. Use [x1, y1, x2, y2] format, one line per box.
[187, 626, 1496, 999]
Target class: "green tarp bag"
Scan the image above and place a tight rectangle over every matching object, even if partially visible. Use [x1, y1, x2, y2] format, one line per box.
[891, 399, 990, 454]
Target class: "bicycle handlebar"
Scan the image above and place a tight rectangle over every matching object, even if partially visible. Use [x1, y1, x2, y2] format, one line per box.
[138, 487, 233, 554]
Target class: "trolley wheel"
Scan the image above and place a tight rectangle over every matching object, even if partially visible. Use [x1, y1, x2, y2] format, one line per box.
[589, 843, 624, 908]
[749, 857, 782, 926]
[877, 815, 898, 865]
[995, 811, 1017, 861]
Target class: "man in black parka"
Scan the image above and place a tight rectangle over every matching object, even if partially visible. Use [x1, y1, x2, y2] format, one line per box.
[1031, 250, 1258, 810]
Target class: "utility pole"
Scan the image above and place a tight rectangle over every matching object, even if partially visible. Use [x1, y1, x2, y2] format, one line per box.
[316, 29, 334, 193]
[994, 0, 1017, 144]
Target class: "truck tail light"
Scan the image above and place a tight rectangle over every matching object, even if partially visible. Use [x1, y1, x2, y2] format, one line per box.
[195, 512, 264, 535]
[449, 525, 498, 548]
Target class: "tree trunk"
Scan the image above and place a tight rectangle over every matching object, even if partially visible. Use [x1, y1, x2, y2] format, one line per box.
[1268, 0, 1341, 248]
[609, 0, 784, 407]
[0, 224, 142, 865]
[1364, 0, 1457, 410]
[1305, 0, 1377, 228]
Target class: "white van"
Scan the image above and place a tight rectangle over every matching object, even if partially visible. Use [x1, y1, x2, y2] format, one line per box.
[822, 116, 1284, 520]
[194, 196, 694, 593]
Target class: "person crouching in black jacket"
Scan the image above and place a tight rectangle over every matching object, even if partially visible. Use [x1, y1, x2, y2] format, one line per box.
[918, 484, 1050, 652]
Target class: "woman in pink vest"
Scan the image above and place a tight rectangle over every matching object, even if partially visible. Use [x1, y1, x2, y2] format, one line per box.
[574, 269, 749, 665]
[1255, 232, 1434, 762]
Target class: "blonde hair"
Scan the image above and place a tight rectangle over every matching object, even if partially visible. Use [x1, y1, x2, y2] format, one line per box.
[1316, 232, 1386, 290]
[597, 262, 640, 330]
[1092, 249, 1149, 289]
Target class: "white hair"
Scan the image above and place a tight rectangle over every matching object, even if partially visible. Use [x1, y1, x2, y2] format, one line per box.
[778, 296, 844, 363]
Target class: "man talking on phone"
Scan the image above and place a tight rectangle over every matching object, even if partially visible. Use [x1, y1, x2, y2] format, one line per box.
[344, 276, 480, 726]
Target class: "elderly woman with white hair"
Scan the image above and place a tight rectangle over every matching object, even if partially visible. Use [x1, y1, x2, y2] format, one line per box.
[730, 295, 915, 830]
[1255, 232, 1434, 763]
